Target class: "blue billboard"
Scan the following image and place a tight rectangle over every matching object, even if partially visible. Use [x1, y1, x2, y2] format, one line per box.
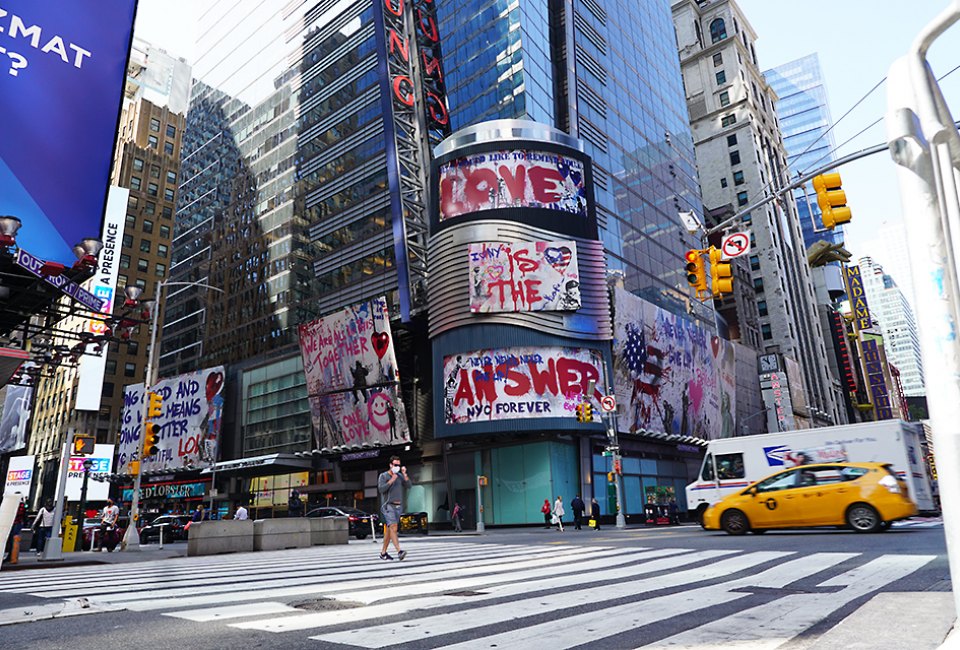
[0, 1, 138, 264]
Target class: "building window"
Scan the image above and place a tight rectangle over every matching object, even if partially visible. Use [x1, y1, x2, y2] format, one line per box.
[130, 176, 141, 190]
[737, 191, 749, 206]
[164, 188, 175, 201]
[150, 165, 161, 179]
[133, 158, 144, 172]
[716, 70, 726, 85]
[709, 17, 727, 43]
[160, 225, 171, 238]
[754, 277, 764, 292]
[164, 141, 174, 155]
[742, 212, 752, 223]
[125, 215, 136, 230]
[721, 114, 737, 127]
[733, 170, 745, 185]
[166, 124, 176, 138]
[750, 254, 761, 271]
[103, 383, 114, 398]
[730, 150, 741, 165]
[145, 201, 156, 215]
[147, 182, 158, 197]
[134, 277, 146, 289]
[166, 171, 177, 184]
[120, 254, 130, 269]
[727, 134, 737, 146]
[157, 244, 168, 258]
[118, 274, 127, 288]
[122, 234, 133, 248]
[761, 323, 773, 340]
[148, 135, 158, 149]
[105, 360, 117, 375]
[140, 239, 151, 253]
[757, 299, 768, 316]
[138, 258, 148, 272]
[713, 52, 723, 66]
[143, 220, 154, 234]
[162, 206, 173, 219]
[124, 362, 136, 377]
[149, 117, 160, 132]
[719, 91, 730, 106]
[720, 178, 728, 188]
[127, 341, 139, 355]
[155, 263, 166, 277]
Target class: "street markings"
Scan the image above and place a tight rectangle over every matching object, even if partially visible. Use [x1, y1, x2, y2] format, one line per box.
[0, 539, 937, 648]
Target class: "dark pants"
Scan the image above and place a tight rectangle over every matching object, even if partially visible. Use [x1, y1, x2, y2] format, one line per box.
[593, 512, 601, 530]
[35, 526, 51, 552]
[543, 513, 551, 528]
[574, 512, 583, 529]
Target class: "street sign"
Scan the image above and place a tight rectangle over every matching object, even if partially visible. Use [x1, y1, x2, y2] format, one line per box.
[72, 435, 95, 456]
[720, 232, 751, 260]
[600, 394, 617, 412]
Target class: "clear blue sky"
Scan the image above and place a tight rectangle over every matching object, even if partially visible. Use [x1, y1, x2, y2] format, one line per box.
[134, 0, 960, 261]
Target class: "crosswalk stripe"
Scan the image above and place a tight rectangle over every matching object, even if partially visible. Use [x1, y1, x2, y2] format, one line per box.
[165, 601, 300, 622]
[230, 547, 718, 633]
[645, 554, 937, 649]
[404, 553, 856, 650]
[310, 550, 794, 647]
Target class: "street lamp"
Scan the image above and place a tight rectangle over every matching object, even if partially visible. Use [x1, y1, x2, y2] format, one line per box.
[122, 278, 224, 551]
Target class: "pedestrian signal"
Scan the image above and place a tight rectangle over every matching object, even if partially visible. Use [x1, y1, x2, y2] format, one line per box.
[72, 434, 95, 456]
[144, 422, 161, 456]
[812, 172, 852, 229]
[147, 391, 163, 419]
[709, 246, 733, 296]
[684, 250, 707, 295]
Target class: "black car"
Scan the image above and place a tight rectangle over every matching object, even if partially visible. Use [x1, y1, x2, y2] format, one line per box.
[140, 515, 190, 543]
[306, 506, 377, 540]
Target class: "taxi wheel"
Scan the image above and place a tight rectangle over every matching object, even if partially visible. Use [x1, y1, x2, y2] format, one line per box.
[696, 505, 709, 529]
[720, 509, 749, 536]
[846, 503, 881, 533]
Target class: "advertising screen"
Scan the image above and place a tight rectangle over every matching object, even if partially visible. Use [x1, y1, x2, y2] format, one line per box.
[0, 1, 138, 264]
[468, 240, 580, 313]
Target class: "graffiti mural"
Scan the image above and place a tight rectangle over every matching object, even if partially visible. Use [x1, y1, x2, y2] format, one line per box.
[468, 240, 580, 313]
[439, 149, 588, 220]
[298, 297, 411, 447]
[613, 289, 733, 440]
[443, 346, 605, 424]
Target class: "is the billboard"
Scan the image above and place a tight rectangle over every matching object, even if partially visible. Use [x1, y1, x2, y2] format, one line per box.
[118, 367, 226, 473]
[0, 385, 32, 454]
[0, 1, 138, 264]
[468, 241, 581, 313]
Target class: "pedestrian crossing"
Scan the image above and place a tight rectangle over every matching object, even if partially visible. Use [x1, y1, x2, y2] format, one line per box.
[0, 539, 936, 648]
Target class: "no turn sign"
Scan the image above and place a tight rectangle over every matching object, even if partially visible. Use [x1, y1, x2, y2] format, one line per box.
[720, 232, 751, 259]
[600, 395, 617, 412]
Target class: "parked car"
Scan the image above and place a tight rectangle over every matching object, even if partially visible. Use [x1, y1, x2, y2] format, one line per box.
[306, 506, 377, 539]
[140, 515, 191, 543]
[80, 516, 130, 551]
[702, 462, 918, 535]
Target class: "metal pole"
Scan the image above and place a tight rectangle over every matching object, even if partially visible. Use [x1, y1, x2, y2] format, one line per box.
[611, 408, 626, 529]
[475, 475, 485, 533]
[40, 440, 71, 561]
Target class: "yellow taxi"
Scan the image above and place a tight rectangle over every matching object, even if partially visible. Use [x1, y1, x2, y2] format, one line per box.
[702, 462, 918, 535]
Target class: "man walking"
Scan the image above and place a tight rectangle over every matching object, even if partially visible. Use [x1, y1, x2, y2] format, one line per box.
[378, 455, 411, 560]
[234, 503, 248, 520]
[571, 494, 585, 530]
[591, 497, 601, 531]
[98, 498, 120, 552]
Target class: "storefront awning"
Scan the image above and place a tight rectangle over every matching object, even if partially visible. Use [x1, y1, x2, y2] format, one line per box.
[201, 453, 313, 477]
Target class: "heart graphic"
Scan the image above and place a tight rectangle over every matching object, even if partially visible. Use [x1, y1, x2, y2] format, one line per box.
[543, 246, 572, 275]
[486, 265, 505, 281]
[371, 331, 390, 359]
[711, 336, 721, 358]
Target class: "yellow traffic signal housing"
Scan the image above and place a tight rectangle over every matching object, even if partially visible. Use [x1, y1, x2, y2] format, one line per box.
[607, 472, 615, 482]
[575, 403, 584, 422]
[684, 249, 708, 295]
[72, 434, 95, 456]
[584, 403, 593, 422]
[709, 246, 733, 296]
[147, 391, 163, 419]
[812, 172, 852, 229]
[144, 422, 161, 457]
[128, 460, 140, 475]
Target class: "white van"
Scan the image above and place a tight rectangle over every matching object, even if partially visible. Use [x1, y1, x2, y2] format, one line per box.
[686, 420, 935, 520]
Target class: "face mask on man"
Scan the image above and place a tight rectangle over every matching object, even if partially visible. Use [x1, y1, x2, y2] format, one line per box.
[391, 466, 400, 474]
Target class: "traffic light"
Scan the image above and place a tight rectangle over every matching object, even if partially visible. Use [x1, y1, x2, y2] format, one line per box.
[575, 403, 584, 423]
[583, 403, 593, 422]
[72, 434, 95, 455]
[614, 458, 622, 474]
[147, 391, 163, 419]
[684, 249, 707, 296]
[709, 246, 733, 296]
[607, 472, 615, 482]
[812, 172, 852, 229]
[144, 422, 161, 457]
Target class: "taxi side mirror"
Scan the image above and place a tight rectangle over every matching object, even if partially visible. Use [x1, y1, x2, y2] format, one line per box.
[747, 487, 758, 496]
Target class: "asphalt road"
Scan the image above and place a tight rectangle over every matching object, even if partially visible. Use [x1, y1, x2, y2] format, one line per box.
[0, 521, 950, 649]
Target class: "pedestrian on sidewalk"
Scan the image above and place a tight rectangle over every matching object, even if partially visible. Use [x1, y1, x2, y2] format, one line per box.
[288, 490, 304, 517]
[3, 495, 26, 562]
[32, 499, 55, 555]
[591, 497, 601, 531]
[452, 502, 464, 532]
[234, 504, 248, 521]
[541, 499, 552, 528]
[553, 495, 565, 532]
[571, 494, 585, 530]
[193, 503, 206, 523]
[98, 498, 120, 552]
[377, 455, 411, 561]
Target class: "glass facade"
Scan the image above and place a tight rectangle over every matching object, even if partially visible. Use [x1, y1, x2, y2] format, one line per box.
[241, 356, 312, 456]
[438, 0, 712, 327]
[764, 54, 844, 249]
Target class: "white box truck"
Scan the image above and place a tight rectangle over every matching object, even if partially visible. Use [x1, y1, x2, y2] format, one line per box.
[686, 420, 935, 520]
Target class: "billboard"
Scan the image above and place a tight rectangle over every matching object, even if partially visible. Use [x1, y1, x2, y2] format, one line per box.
[0, 384, 32, 454]
[65, 444, 114, 501]
[0, 1, 139, 264]
[439, 149, 588, 221]
[76, 186, 128, 410]
[468, 241, 581, 313]
[613, 289, 734, 440]
[118, 367, 226, 473]
[3, 454, 34, 495]
[298, 297, 410, 448]
[442, 346, 605, 424]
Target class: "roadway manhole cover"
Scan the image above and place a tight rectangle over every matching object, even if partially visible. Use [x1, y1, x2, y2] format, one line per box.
[445, 590, 488, 597]
[291, 598, 363, 611]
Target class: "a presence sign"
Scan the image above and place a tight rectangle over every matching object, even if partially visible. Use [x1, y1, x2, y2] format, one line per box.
[600, 395, 617, 412]
[720, 232, 750, 259]
[468, 241, 580, 313]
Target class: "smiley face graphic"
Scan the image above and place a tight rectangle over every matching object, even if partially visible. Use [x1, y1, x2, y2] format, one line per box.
[368, 392, 392, 432]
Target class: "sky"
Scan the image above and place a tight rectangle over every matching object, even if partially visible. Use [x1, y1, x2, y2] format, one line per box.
[132, 0, 960, 274]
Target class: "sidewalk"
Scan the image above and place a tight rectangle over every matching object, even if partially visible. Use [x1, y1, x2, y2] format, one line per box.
[1, 543, 186, 571]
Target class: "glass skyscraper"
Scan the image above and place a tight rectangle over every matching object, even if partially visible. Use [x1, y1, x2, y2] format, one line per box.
[438, 0, 711, 326]
[764, 53, 844, 249]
